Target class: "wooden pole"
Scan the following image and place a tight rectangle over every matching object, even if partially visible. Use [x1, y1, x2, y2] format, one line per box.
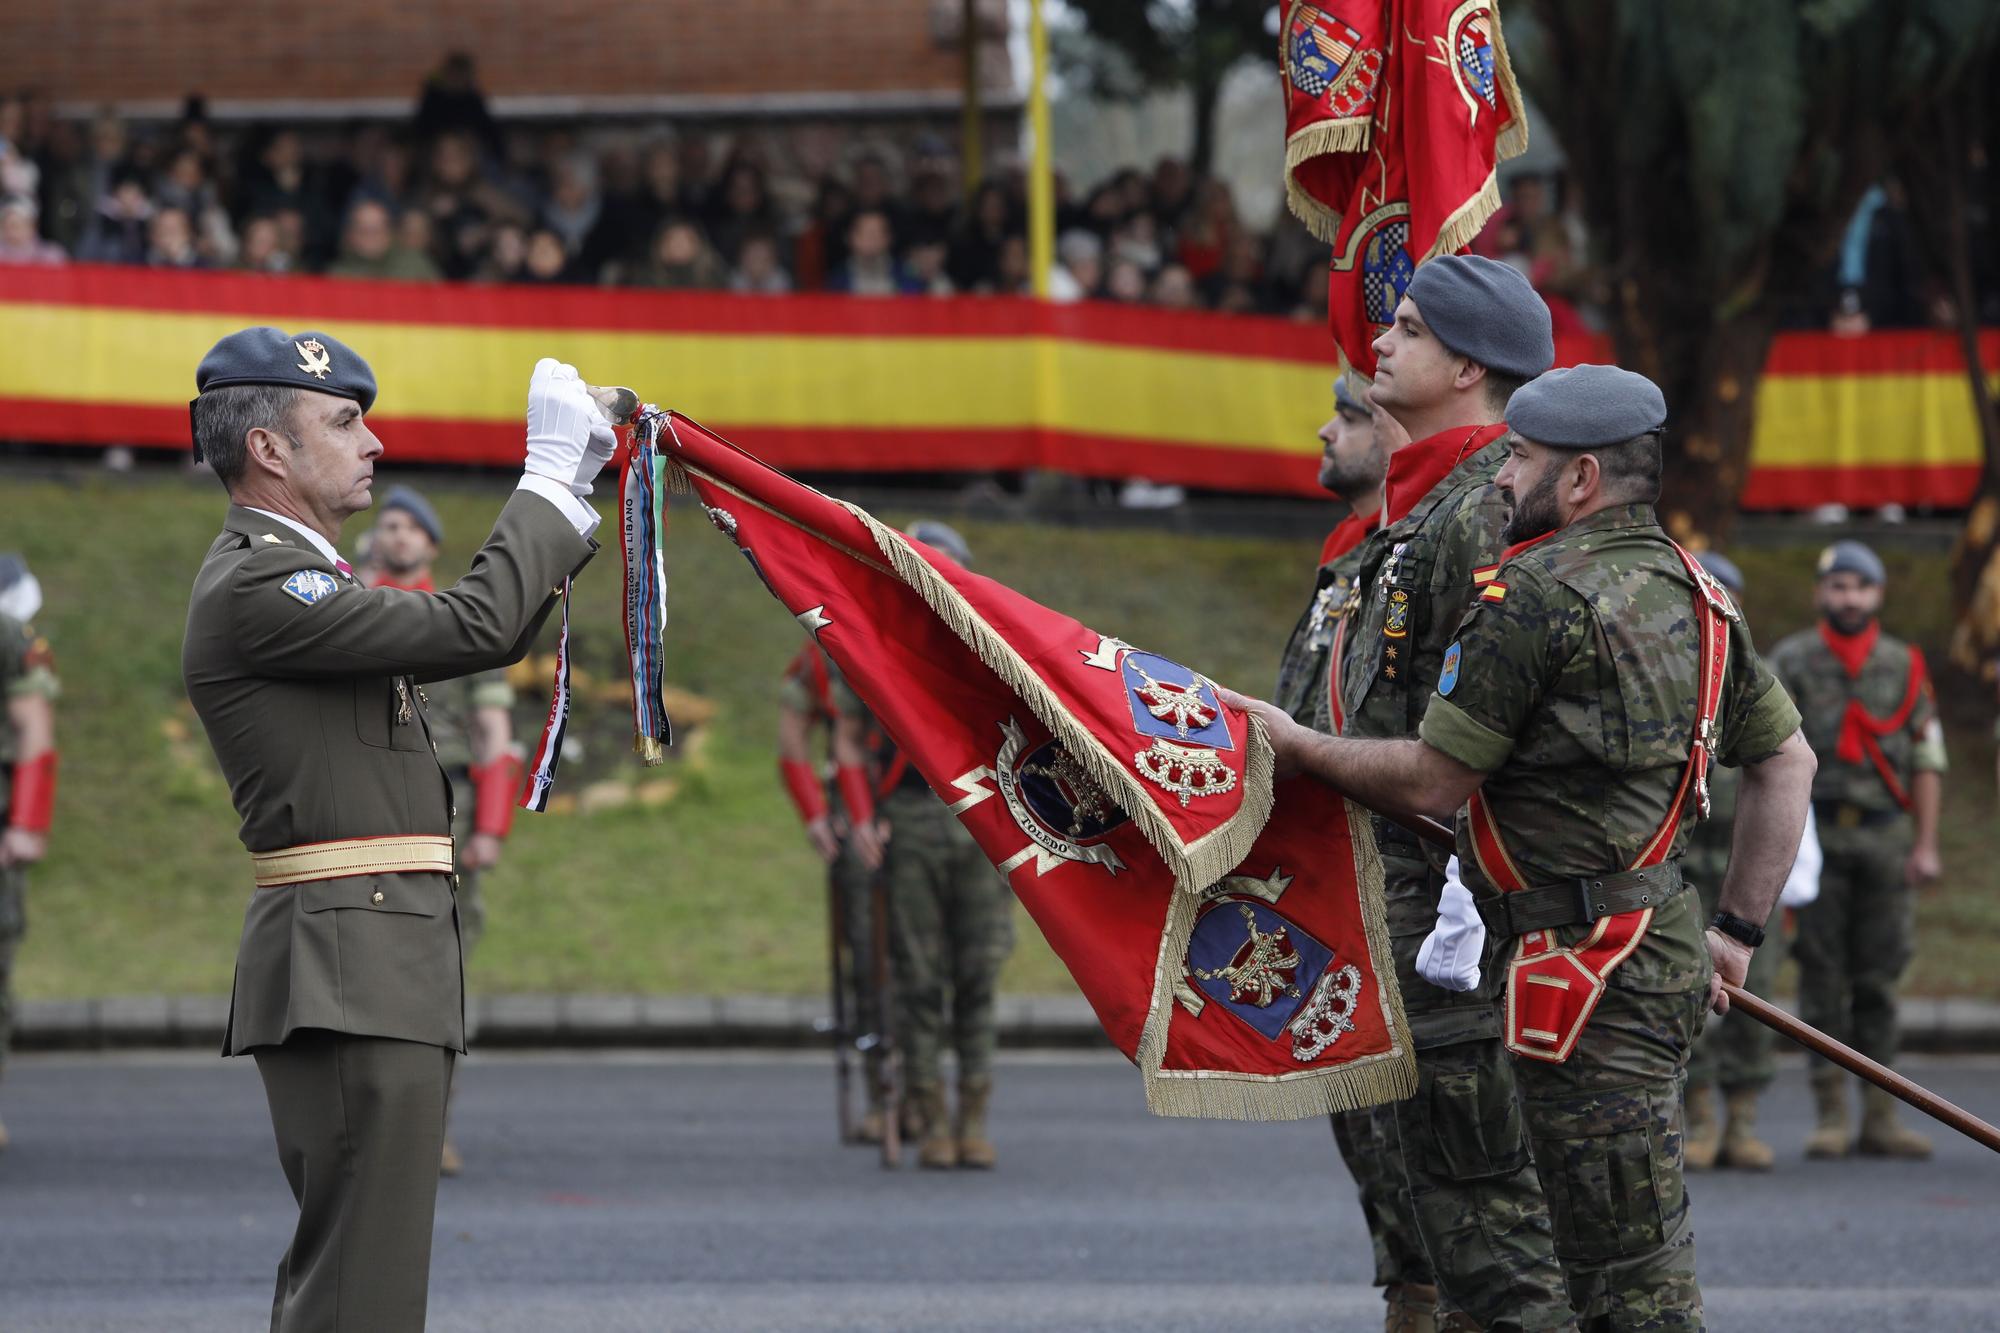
[1026, 0, 1053, 300]
[1392, 809, 2000, 1153]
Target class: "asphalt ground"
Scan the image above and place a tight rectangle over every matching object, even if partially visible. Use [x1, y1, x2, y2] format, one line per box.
[1, 1050, 1996, 1332]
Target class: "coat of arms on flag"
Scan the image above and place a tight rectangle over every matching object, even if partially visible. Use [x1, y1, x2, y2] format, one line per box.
[655, 411, 1414, 1120]
[1280, 0, 1530, 372]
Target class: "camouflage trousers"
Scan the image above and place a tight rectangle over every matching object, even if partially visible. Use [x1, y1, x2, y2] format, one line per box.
[1685, 859, 1782, 1094]
[1792, 818, 1914, 1076]
[881, 789, 1014, 1090]
[1383, 852, 1575, 1332]
[0, 862, 22, 1079]
[1512, 891, 1711, 1330]
[1330, 1101, 1432, 1288]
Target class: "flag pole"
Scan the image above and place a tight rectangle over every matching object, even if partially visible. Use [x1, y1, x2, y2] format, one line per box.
[1027, 0, 1053, 299]
[1392, 810, 2000, 1153]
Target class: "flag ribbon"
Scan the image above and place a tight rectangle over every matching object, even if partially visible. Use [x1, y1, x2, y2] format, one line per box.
[622, 409, 674, 764]
[520, 580, 572, 813]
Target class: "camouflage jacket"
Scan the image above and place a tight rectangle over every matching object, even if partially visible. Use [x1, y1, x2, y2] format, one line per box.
[1336, 427, 1510, 743]
[1682, 761, 1740, 887]
[1, 611, 60, 812]
[423, 669, 515, 773]
[1767, 624, 1946, 813]
[1419, 503, 1801, 896]
[1274, 540, 1370, 728]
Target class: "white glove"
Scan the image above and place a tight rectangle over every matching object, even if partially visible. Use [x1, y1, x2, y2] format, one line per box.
[523, 358, 595, 486]
[572, 410, 619, 498]
[1416, 857, 1486, 992]
[1780, 807, 1822, 909]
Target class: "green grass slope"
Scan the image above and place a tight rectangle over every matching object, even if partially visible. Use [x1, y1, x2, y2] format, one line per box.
[3, 470, 1994, 1000]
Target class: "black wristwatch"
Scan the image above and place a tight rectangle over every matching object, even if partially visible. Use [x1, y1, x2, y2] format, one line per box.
[1710, 911, 1766, 949]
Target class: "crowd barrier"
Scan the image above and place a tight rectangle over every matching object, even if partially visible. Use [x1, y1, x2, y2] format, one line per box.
[1, 265, 1993, 510]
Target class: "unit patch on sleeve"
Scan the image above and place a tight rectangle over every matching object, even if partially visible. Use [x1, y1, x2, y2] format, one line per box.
[281, 569, 341, 606]
[1439, 640, 1462, 696]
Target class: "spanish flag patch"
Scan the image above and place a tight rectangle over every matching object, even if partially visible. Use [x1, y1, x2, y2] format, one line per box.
[1472, 563, 1501, 585]
[1479, 581, 1509, 604]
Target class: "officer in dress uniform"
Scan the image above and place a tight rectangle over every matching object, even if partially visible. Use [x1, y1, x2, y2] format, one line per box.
[1274, 374, 1436, 1332]
[778, 638, 891, 1142]
[361, 486, 524, 1177]
[839, 521, 1014, 1170]
[0, 554, 58, 1153]
[1328, 254, 1571, 1332]
[1768, 540, 1944, 1160]
[1230, 365, 1817, 1328]
[181, 328, 611, 1331]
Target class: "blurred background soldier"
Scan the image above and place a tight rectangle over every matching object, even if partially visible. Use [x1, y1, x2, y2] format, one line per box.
[362, 485, 524, 1176]
[1769, 540, 1945, 1160]
[841, 520, 1014, 1170]
[778, 638, 890, 1143]
[1274, 375, 1436, 1331]
[1682, 552, 1818, 1173]
[0, 553, 58, 1152]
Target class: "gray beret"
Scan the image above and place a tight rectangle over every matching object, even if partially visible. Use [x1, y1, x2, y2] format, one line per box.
[1695, 551, 1745, 595]
[908, 519, 972, 567]
[195, 326, 376, 410]
[1333, 368, 1370, 414]
[1405, 255, 1554, 378]
[1817, 539, 1885, 585]
[1505, 363, 1667, 448]
[380, 486, 444, 545]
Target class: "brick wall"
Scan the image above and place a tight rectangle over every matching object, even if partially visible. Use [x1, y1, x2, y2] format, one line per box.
[1, 0, 1012, 112]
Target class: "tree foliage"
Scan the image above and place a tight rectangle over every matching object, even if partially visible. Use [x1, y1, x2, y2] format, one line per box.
[1511, 0, 2000, 541]
[1057, 1, 1277, 177]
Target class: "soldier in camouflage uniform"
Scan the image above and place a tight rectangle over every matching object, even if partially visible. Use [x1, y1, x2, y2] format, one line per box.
[1330, 256, 1572, 1331]
[778, 640, 891, 1142]
[0, 554, 59, 1153]
[1680, 554, 1783, 1173]
[1276, 372, 1436, 1331]
[363, 487, 523, 1177]
[838, 521, 1014, 1170]
[1767, 540, 1944, 1160]
[1234, 365, 1816, 1329]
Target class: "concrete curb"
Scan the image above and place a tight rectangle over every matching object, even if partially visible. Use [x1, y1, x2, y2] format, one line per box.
[15, 993, 2000, 1053]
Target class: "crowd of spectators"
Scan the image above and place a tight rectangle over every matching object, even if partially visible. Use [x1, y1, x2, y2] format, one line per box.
[0, 56, 1966, 333]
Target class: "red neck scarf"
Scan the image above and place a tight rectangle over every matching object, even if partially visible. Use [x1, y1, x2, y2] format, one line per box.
[1819, 618, 1926, 807]
[371, 573, 437, 593]
[1320, 422, 1505, 568]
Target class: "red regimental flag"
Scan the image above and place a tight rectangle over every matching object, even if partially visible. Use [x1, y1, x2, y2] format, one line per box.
[1281, 0, 1392, 243]
[663, 413, 1413, 1119]
[1300, 0, 1528, 373]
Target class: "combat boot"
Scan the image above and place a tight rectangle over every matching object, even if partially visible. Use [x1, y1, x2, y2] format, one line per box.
[854, 1055, 888, 1144]
[1382, 1281, 1438, 1332]
[1719, 1089, 1774, 1171]
[1682, 1084, 1721, 1171]
[914, 1084, 957, 1169]
[955, 1075, 997, 1169]
[439, 1137, 462, 1177]
[1805, 1075, 1850, 1159]
[1856, 1085, 1932, 1159]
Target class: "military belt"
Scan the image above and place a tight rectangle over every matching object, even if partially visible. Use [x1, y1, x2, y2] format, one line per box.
[251, 834, 455, 888]
[1812, 799, 1905, 829]
[1475, 859, 1686, 938]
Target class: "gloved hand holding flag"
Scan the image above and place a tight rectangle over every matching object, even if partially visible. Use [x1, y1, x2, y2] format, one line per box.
[657, 412, 1414, 1120]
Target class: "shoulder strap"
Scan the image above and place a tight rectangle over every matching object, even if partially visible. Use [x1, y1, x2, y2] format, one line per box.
[1465, 538, 1735, 887]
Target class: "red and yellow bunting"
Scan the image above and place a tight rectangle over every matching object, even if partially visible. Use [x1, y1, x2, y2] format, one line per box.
[0, 266, 1992, 510]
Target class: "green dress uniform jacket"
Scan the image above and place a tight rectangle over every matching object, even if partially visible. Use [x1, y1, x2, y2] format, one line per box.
[183, 494, 594, 1056]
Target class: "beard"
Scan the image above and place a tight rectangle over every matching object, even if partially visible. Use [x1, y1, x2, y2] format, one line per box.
[1319, 439, 1388, 503]
[1501, 465, 1563, 545]
[1821, 606, 1874, 636]
[377, 548, 426, 577]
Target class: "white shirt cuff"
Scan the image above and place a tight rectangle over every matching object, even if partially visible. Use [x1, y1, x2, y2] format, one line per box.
[516, 472, 600, 538]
